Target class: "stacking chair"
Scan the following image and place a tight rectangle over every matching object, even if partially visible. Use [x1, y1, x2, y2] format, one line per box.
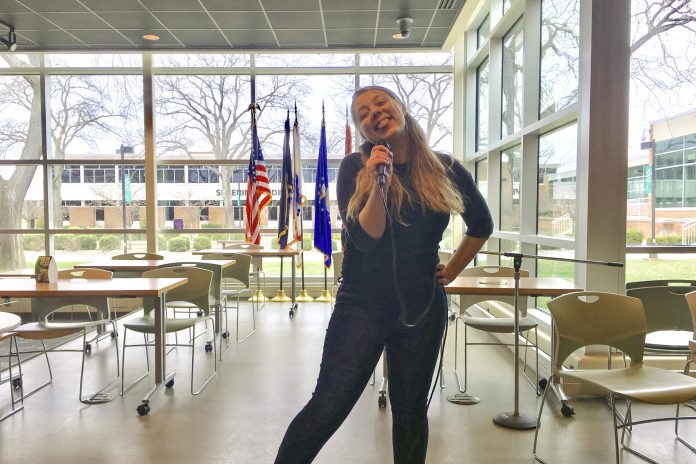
[202, 252, 255, 344]
[121, 266, 217, 395]
[0, 308, 22, 421]
[112, 252, 164, 260]
[452, 266, 540, 395]
[12, 268, 120, 404]
[534, 291, 696, 464]
[222, 243, 266, 303]
[157, 261, 225, 357]
[683, 291, 696, 376]
[626, 284, 696, 358]
[331, 251, 344, 308]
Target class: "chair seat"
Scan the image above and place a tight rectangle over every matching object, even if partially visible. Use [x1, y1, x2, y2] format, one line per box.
[124, 316, 208, 334]
[560, 365, 696, 405]
[644, 343, 690, 355]
[13, 322, 85, 340]
[463, 315, 537, 333]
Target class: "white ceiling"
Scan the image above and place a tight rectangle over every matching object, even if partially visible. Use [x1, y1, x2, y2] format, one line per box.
[0, 0, 467, 51]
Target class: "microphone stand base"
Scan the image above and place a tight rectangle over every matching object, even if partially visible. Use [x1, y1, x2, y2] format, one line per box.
[447, 392, 480, 405]
[493, 411, 537, 430]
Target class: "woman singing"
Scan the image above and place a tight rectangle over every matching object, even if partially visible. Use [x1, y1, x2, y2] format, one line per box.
[274, 85, 493, 463]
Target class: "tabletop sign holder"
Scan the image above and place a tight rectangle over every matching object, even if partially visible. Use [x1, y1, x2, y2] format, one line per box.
[34, 256, 58, 283]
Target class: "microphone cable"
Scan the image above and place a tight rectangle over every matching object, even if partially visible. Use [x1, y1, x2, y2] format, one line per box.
[377, 181, 439, 328]
[377, 178, 450, 462]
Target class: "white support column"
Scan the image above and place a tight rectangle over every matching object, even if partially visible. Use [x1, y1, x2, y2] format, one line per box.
[575, 0, 630, 293]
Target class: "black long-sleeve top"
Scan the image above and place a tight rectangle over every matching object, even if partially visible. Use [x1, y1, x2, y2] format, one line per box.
[336, 151, 493, 300]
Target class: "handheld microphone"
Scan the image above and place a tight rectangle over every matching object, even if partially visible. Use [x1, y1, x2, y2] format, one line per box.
[376, 140, 390, 188]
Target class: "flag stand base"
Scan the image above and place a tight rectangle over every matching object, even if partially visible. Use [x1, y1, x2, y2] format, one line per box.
[249, 290, 268, 303]
[314, 290, 333, 302]
[270, 290, 292, 302]
[296, 290, 314, 302]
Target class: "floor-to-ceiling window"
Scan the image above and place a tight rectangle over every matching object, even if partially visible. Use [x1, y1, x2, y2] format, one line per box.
[0, 50, 453, 280]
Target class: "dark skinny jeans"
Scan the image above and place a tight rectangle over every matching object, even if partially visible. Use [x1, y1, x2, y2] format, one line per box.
[274, 279, 447, 464]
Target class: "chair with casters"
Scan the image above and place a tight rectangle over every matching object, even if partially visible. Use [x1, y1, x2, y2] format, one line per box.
[452, 266, 540, 396]
[221, 243, 266, 305]
[12, 268, 120, 404]
[625, 284, 696, 359]
[438, 250, 453, 317]
[682, 291, 696, 377]
[111, 252, 165, 278]
[121, 266, 217, 395]
[331, 251, 344, 308]
[51, 268, 120, 343]
[201, 252, 255, 344]
[626, 279, 696, 290]
[534, 291, 696, 464]
[0, 307, 23, 421]
[112, 252, 164, 260]
[156, 262, 224, 357]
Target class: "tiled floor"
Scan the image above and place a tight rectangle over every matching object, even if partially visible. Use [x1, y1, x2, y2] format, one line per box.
[1, 301, 694, 463]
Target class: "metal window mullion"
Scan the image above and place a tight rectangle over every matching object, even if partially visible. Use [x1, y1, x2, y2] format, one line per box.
[39, 55, 54, 254]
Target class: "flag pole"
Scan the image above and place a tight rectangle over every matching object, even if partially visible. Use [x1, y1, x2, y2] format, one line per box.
[296, 218, 314, 301]
[315, 101, 334, 303]
[246, 102, 269, 303]
[294, 102, 313, 302]
[272, 108, 293, 303]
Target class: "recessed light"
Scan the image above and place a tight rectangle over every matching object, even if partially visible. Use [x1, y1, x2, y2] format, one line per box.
[142, 34, 160, 41]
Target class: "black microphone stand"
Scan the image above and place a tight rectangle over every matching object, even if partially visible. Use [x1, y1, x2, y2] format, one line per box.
[472, 250, 623, 430]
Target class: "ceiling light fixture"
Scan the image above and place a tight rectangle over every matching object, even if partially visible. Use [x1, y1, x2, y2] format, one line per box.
[393, 17, 414, 40]
[142, 34, 160, 41]
[0, 20, 17, 52]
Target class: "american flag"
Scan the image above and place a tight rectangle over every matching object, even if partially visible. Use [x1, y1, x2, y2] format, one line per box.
[245, 106, 271, 245]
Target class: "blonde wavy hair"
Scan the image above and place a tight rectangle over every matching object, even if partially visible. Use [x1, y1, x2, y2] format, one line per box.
[347, 86, 464, 224]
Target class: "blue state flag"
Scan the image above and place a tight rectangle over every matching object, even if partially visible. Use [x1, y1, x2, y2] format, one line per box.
[277, 111, 293, 249]
[313, 110, 332, 268]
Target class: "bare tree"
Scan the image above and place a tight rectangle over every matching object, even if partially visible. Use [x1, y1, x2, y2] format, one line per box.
[361, 57, 454, 151]
[155, 55, 311, 227]
[0, 55, 41, 270]
[631, 0, 696, 113]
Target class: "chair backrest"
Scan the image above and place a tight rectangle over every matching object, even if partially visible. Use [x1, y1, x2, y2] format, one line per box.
[625, 285, 696, 333]
[222, 243, 263, 267]
[626, 279, 696, 290]
[201, 252, 252, 289]
[58, 268, 113, 279]
[156, 262, 220, 307]
[223, 243, 263, 251]
[457, 266, 530, 316]
[686, 291, 696, 336]
[438, 250, 452, 265]
[142, 266, 213, 316]
[48, 268, 113, 322]
[548, 291, 647, 370]
[112, 252, 164, 260]
[332, 251, 344, 285]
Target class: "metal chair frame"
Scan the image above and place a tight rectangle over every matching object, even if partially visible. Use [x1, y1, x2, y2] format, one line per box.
[120, 266, 217, 396]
